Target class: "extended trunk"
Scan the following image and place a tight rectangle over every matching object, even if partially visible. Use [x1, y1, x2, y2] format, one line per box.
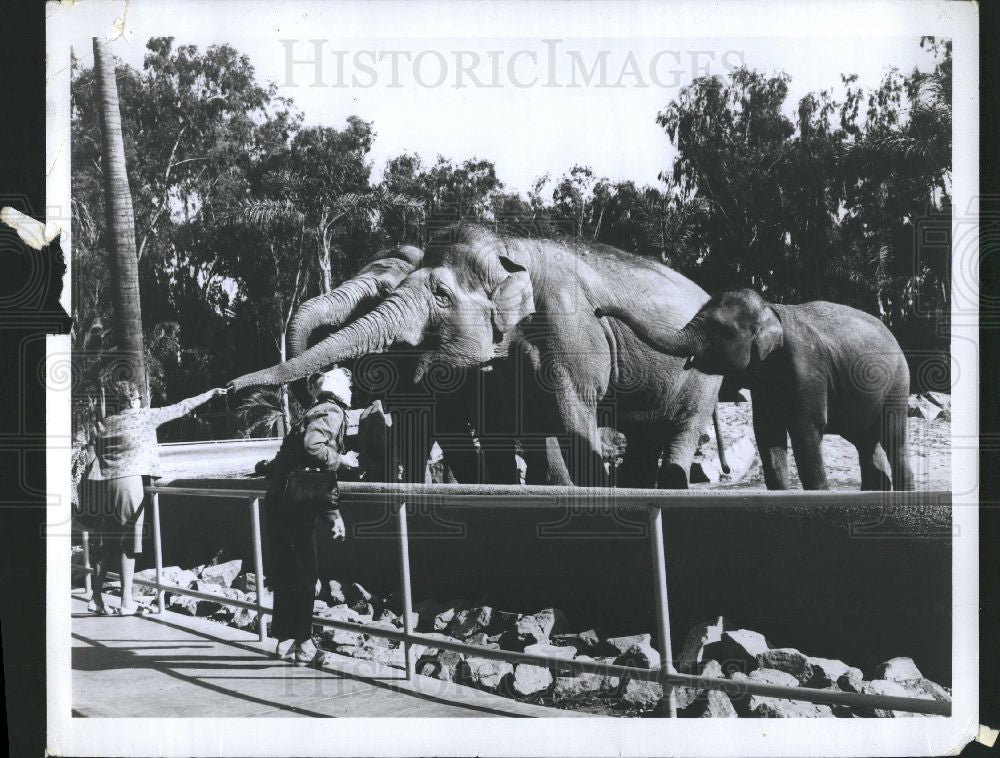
[231, 290, 427, 391]
[595, 305, 696, 357]
[94, 37, 149, 405]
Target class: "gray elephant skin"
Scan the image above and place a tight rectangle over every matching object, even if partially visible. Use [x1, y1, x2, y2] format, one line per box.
[229, 224, 722, 488]
[597, 288, 914, 490]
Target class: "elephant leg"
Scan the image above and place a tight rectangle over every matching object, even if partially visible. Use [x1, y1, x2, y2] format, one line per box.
[882, 405, 915, 491]
[751, 403, 790, 490]
[788, 422, 829, 490]
[617, 425, 662, 489]
[659, 422, 703, 490]
[558, 428, 608, 487]
[857, 439, 892, 491]
[522, 436, 572, 485]
[481, 438, 520, 484]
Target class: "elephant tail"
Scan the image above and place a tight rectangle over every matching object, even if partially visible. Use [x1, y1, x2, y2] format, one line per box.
[713, 407, 730, 475]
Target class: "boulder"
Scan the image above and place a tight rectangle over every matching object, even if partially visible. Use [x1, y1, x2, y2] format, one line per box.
[680, 689, 739, 718]
[516, 608, 569, 642]
[313, 599, 329, 613]
[512, 664, 553, 697]
[416, 647, 466, 682]
[413, 599, 448, 632]
[859, 679, 921, 717]
[614, 642, 661, 670]
[749, 696, 836, 718]
[320, 628, 365, 647]
[447, 606, 493, 639]
[433, 607, 458, 633]
[458, 657, 514, 693]
[806, 656, 864, 689]
[755, 648, 810, 683]
[377, 608, 402, 627]
[158, 566, 198, 590]
[132, 568, 160, 596]
[321, 579, 347, 605]
[168, 593, 220, 617]
[199, 559, 242, 588]
[837, 671, 865, 693]
[464, 632, 499, 649]
[229, 606, 258, 631]
[605, 633, 652, 656]
[487, 610, 522, 635]
[872, 656, 923, 682]
[552, 655, 619, 701]
[316, 603, 364, 625]
[497, 631, 531, 652]
[678, 617, 735, 673]
[907, 678, 952, 702]
[706, 629, 771, 676]
[524, 642, 577, 675]
[749, 667, 799, 688]
[350, 600, 375, 618]
[346, 582, 372, 606]
[622, 679, 664, 710]
[908, 395, 942, 421]
[232, 572, 260, 594]
[552, 629, 607, 656]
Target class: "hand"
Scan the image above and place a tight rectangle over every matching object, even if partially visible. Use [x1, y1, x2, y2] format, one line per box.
[340, 450, 360, 469]
[329, 512, 346, 542]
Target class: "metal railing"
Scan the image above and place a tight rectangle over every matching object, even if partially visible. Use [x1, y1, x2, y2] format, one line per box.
[77, 482, 952, 718]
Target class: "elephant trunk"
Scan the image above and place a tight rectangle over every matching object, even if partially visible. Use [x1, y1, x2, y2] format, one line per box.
[230, 289, 428, 391]
[595, 305, 699, 357]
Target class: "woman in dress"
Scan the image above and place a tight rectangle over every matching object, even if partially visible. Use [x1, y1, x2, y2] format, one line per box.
[82, 380, 226, 615]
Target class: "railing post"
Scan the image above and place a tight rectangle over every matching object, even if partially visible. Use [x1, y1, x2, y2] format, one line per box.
[81, 530, 92, 596]
[250, 497, 268, 642]
[396, 500, 416, 680]
[648, 504, 678, 717]
[151, 492, 165, 614]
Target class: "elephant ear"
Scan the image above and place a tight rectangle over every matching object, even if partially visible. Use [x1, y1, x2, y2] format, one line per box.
[490, 255, 535, 334]
[750, 305, 783, 365]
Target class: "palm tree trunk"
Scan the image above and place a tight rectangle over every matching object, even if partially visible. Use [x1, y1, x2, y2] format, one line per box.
[93, 37, 148, 406]
[278, 331, 291, 431]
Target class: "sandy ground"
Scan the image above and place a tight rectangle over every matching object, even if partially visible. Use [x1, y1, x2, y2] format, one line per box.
[702, 396, 951, 491]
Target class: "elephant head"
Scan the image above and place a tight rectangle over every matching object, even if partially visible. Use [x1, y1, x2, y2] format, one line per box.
[596, 288, 783, 375]
[229, 225, 537, 393]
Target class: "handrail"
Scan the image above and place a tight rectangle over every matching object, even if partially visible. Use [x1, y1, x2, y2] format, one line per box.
[77, 483, 953, 718]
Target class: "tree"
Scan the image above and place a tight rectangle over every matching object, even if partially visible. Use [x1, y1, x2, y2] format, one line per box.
[93, 37, 149, 406]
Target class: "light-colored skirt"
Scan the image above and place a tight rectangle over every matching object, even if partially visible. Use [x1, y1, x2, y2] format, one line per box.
[83, 475, 147, 554]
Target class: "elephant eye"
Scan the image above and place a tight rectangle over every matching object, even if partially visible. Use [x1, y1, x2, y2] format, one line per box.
[433, 284, 453, 308]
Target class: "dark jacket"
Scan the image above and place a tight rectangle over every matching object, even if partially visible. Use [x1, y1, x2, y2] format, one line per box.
[265, 395, 348, 516]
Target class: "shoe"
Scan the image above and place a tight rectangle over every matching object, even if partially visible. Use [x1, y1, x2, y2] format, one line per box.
[294, 639, 319, 667]
[275, 639, 296, 660]
[116, 602, 148, 617]
[87, 598, 112, 616]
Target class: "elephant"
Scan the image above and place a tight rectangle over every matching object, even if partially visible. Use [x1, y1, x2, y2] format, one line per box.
[596, 288, 914, 491]
[229, 224, 723, 488]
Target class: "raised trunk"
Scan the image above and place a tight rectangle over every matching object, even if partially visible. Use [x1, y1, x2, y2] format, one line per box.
[232, 290, 428, 391]
[595, 305, 696, 357]
[94, 37, 149, 405]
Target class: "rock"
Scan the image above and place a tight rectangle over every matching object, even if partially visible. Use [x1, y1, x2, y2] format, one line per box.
[872, 656, 923, 682]
[322, 579, 347, 605]
[614, 642, 661, 670]
[860, 679, 921, 717]
[412, 599, 447, 632]
[232, 572, 260, 594]
[512, 664, 553, 696]
[680, 689, 739, 718]
[168, 594, 220, 617]
[552, 629, 607, 656]
[313, 599, 329, 613]
[381, 591, 403, 616]
[515, 608, 569, 642]
[377, 608, 401, 627]
[316, 603, 363, 625]
[689, 454, 722, 484]
[749, 696, 836, 718]
[552, 656, 619, 701]
[908, 395, 942, 421]
[132, 569, 160, 596]
[497, 631, 531, 652]
[458, 657, 514, 693]
[749, 667, 799, 688]
[447, 606, 493, 639]
[923, 391, 950, 410]
[605, 633, 652, 656]
[805, 656, 864, 689]
[199, 559, 242, 588]
[678, 617, 735, 673]
[320, 628, 365, 647]
[464, 632, 498, 649]
[622, 679, 664, 710]
[346, 582, 372, 605]
[707, 629, 771, 676]
[721, 435, 760, 482]
[416, 646, 465, 679]
[907, 677, 952, 702]
[756, 648, 810, 683]
[837, 671, 865, 693]
[524, 642, 577, 675]
[433, 607, 458, 632]
[159, 566, 198, 589]
[230, 606, 258, 631]
[350, 600, 374, 618]
[487, 610, 522, 635]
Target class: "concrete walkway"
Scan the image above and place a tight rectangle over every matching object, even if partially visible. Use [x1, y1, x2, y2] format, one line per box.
[71, 594, 581, 718]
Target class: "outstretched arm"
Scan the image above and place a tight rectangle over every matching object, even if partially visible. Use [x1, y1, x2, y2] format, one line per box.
[148, 387, 226, 427]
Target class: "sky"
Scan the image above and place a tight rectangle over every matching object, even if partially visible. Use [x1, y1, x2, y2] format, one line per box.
[65, 2, 940, 194]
